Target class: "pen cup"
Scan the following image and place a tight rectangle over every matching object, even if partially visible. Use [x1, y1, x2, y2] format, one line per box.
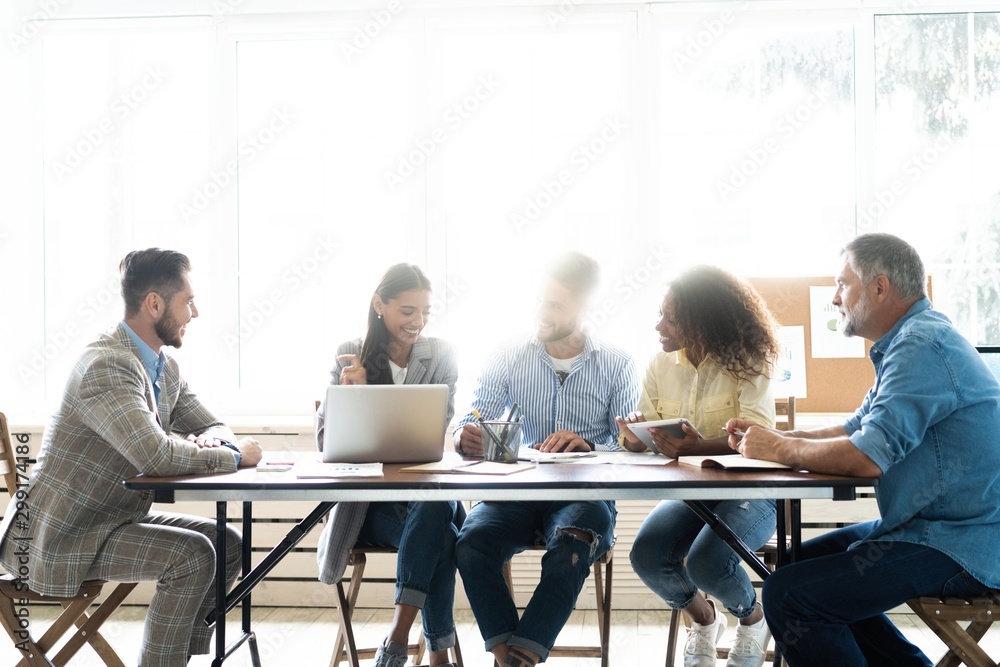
[481, 420, 522, 463]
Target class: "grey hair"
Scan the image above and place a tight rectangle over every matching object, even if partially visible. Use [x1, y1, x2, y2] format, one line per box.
[841, 233, 926, 301]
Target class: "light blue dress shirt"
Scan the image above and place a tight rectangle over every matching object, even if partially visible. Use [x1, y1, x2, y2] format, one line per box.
[844, 299, 1000, 588]
[121, 321, 165, 403]
[456, 334, 639, 450]
[121, 321, 240, 466]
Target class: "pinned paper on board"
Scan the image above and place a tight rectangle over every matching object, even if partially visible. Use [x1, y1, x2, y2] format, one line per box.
[775, 326, 807, 398]
[809, 286, 865, 358]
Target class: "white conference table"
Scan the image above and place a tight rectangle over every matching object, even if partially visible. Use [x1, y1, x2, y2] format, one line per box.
[124, 457, 873, 667]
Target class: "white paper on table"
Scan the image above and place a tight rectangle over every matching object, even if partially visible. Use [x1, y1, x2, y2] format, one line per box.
[562, 450, 672, 466]
[809, 286, 865, 358]
[295, 461, 384, 478]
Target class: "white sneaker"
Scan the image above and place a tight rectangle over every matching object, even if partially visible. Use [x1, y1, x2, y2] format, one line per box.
[727, 612, 771, 667]
[373, 639, 409, 667]
[684, 599, 727, 667]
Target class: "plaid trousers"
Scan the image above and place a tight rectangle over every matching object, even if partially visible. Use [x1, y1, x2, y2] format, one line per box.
[84, 511, 241, 667]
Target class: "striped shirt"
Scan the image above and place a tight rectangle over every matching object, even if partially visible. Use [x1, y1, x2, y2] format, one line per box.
[455, 334, 639, 451]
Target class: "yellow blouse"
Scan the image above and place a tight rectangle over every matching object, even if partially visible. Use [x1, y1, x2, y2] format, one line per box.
[627, 349, 775, 448]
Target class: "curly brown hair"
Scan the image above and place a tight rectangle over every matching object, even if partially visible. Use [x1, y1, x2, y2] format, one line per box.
[665, 265, 780, 382]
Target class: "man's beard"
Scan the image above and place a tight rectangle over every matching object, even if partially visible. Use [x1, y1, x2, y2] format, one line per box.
[155, 311, 183, 348]
[841, 290, 873, 338]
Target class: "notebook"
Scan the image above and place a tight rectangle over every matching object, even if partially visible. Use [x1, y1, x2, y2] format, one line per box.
[678, 455, 792, 471]
[321, 384, 449, 463]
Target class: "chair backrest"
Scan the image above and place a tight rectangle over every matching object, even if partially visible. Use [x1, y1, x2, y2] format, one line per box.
[774, 397, 796, 431]
[0, 413, 20, 500]
[977, 346, 1000, 382]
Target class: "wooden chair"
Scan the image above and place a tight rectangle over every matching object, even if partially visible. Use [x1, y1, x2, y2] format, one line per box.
[331, 546, 464, 667]
[500, 543, 614, 667]
[774, 397, 795, 431]
[907, 592, 1000, 667]
[664, 397, 796, 666]
[0, 411, 137, 667]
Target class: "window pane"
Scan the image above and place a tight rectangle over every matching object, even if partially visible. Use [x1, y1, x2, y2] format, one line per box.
[431, 17, 640, 382]
[234, 33, 425, 413]
[875, 12, 1000, 344]
[14, 24, 215, 416]
[653, 17, 856, 277]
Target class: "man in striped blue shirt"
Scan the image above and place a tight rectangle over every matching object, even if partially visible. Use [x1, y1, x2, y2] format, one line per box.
[454, 252, 639, 667]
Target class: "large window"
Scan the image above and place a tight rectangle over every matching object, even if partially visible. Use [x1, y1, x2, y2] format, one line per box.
[874, 12, 1000, 342]
[652, 9, 856, 277]
[2, 3, 999, 419]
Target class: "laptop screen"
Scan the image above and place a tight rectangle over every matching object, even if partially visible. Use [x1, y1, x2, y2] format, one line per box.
[977, 346, 1000, 381]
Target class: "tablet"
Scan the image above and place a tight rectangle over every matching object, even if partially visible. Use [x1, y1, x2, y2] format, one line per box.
[625, 418, 693, 450]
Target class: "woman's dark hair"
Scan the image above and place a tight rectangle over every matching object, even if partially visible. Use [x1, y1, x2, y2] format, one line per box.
[359, 263, 432, 385]
[666, 265, 780, 382]
[119, 248, 191, 317]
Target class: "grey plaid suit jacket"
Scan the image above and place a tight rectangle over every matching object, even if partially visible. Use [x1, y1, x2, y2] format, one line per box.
[0, 322, 239, 597]
[315, 336, 458, 585]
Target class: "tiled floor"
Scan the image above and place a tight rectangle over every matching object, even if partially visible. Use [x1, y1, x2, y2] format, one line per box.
[3, 605, 999, 666]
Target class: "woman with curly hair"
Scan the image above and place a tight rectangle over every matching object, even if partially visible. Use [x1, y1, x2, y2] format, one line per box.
[617, 265, 780, 667]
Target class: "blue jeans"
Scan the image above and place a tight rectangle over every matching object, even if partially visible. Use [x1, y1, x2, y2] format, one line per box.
[455, 500, 616, 661]
[763, 520, 992, 666]
[630, 499, 776, 618]
[356, 501, 461, 650]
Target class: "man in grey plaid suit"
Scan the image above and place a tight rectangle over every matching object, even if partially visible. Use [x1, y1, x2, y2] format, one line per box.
[0, 248, 263, 666]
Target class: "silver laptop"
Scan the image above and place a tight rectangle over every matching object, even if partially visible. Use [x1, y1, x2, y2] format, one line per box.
[322, 384, 449, 463]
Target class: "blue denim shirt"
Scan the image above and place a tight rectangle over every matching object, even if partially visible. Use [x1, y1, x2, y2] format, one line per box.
[844, 299, 1000, 588]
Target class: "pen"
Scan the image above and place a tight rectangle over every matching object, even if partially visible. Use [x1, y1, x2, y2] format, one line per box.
[500, 402, 520, 442]
[473, 408, 505, 449]
[725, 428, 747, 438]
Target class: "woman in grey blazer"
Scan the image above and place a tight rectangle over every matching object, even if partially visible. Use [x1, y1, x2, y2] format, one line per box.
[315, 263, 463, 667]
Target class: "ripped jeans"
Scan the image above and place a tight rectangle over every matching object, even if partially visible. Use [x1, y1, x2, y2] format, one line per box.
[630, 499, 776, 619]
[455, 500, 615, 661]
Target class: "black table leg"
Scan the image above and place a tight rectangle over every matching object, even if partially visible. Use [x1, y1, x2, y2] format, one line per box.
[776, 501, 788, 568]
[212, 501, 227, 667]
[790, 499, 802, 561]
[209, 501, 259, 666]
[683, 500, 771, 580]
[209, 501, 336, 622]
[771, 499, 805, 667]
[243, 501, 261, 667]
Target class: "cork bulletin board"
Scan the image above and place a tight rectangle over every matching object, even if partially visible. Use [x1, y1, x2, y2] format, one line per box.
[749, 277, 866, 413]
[748, 276, 934, 413]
